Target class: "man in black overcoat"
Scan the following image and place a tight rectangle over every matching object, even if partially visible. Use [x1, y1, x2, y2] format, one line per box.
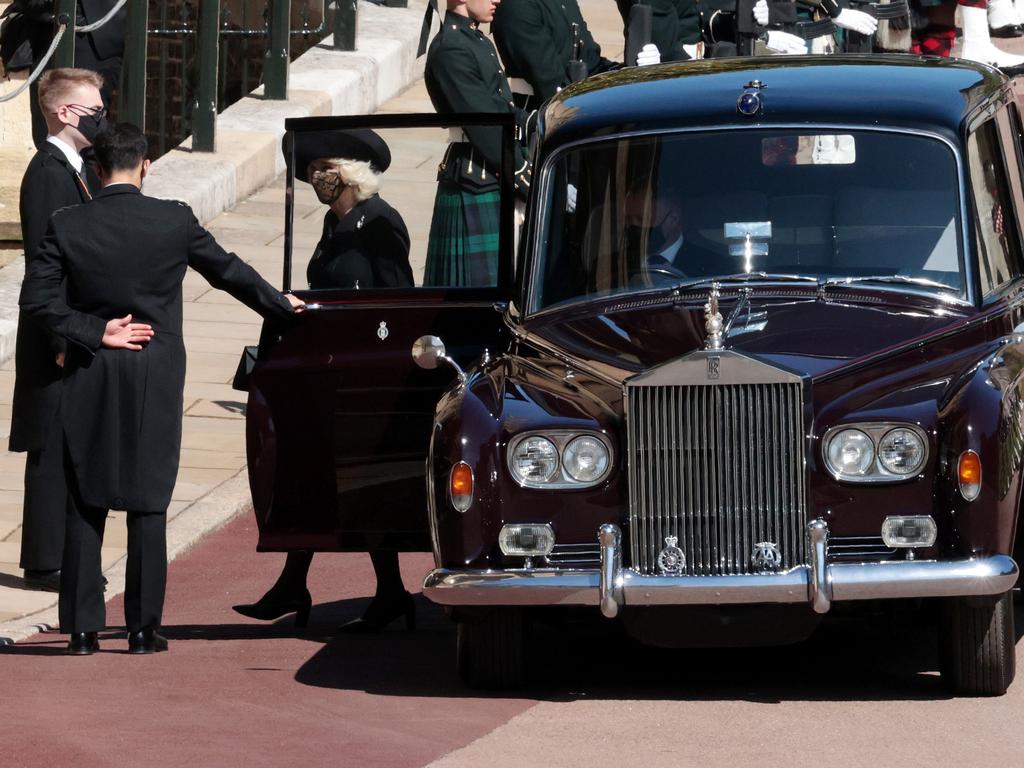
[20, 123, 303, 655]
[14, 67, 104, 593]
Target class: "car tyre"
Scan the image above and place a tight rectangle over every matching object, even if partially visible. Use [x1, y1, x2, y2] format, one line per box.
[456, 608, 527, 689]
[939, 590, 1016, 696]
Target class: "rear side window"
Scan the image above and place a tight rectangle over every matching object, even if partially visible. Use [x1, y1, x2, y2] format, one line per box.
[968, 120, 1024, 297]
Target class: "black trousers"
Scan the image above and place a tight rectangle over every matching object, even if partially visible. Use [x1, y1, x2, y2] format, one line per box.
[59, 452, 166, 634]
[18, 421, 67, 572]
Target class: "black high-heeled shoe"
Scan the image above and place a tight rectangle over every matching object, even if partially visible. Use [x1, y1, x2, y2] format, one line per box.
[232, 587, 312, 628]
[338, 590, 416, 634]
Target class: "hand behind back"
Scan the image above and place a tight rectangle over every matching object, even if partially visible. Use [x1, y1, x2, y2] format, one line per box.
[102, 314, 155, 350]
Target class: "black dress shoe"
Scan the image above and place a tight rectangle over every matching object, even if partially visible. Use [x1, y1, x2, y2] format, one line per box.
[67, 632, 99, 655]
[338, 590, 416, 634]
[232, 587, 312, 628]
[991, 23, 1024, 37]
[23, 569, 60, 592]
[127, 627, 169, 654]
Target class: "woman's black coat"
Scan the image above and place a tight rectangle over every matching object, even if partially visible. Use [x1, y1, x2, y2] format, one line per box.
[306, 195, 413, 290]
[19, 186, 294, 512]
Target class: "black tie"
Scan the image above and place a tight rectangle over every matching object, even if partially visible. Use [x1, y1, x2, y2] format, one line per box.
[73, 169, 92, 201]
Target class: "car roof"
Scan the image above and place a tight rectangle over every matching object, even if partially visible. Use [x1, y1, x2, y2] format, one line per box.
[539, 55, 1006, 150]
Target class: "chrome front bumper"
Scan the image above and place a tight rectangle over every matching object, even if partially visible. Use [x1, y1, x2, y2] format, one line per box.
[422, 520, 1019, 617]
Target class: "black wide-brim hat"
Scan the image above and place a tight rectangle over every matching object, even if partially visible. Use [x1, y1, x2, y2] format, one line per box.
[287, 128, 392, 183]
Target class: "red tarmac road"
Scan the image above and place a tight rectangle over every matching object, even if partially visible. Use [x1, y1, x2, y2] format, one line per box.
[0, 515, 532, 768]
[4, 513, 1024, 768]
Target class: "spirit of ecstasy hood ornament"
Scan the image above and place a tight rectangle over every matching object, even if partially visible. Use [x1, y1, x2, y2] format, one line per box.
[704, 282, 724, 350]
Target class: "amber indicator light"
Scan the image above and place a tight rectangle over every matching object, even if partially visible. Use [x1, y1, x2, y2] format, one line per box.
[958, 451, 981, 483]
[958, 450, 982, 501]
[450, 461, 474, 512]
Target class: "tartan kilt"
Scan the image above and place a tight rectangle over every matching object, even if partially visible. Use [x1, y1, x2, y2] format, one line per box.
[423, 182, 501, 287]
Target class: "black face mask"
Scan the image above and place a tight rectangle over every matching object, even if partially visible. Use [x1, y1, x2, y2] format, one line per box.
[625, 223, 668, 255]
[75, 112, 108, 143]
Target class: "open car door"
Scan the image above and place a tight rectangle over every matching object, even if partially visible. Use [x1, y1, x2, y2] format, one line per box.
[244, 114, 517, 552]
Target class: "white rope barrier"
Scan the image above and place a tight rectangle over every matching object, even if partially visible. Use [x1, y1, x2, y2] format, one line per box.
[78, 0, 127, 33]
[0, 24, 66, 103]
[0, 0, 128, 102]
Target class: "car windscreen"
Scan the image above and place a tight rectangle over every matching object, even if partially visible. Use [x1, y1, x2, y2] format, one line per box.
[530, 129, 965, 312]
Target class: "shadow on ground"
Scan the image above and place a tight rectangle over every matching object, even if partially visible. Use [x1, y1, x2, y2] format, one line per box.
[231, 593, 1024, 702]
[7, 594, 1022, 703]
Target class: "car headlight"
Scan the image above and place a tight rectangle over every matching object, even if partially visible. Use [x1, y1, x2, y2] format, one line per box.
[823, 422, 929, 483]
[508, 431, 613, 488]
[562, 436, 610, 482]
[510, 436, 559, 484]
[825, 429, 874, 476]
[877, 428, 926, 475]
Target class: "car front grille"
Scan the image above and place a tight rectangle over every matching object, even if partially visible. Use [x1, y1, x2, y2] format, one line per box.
[827, 536, 897, 562]
[626, 381, 807, 575]
[544, 543, 601, 568]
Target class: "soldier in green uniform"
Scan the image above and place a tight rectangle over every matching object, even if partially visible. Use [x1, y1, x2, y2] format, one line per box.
[421, 0, 533, 287]
[615, 0, 702, 63]
[491, 0, 622, 111]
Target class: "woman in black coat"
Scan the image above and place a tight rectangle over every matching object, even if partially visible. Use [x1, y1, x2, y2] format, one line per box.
[233, 131, 416, 633]
[305, 158, 413, 291]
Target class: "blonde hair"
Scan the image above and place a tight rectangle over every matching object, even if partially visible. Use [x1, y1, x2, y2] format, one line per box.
[325, 158, 381, 202]
[38, 68, 104, 113]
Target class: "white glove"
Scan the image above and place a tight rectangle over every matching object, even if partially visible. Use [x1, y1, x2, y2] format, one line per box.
[636, 43, 661, 66]
[566, 183, 578, 214]
[834, 8, 878, 34]
[765, 30, 806, 54]
[753, 0, 770, 26]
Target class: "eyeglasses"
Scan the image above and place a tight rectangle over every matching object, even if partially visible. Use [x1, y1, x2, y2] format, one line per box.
[65, 104, 108, 118]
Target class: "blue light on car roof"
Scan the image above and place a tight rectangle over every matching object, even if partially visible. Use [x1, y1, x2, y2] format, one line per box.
[737, 80, 766, 117]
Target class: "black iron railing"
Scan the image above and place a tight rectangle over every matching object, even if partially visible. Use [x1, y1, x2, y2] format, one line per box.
[52, 0, 409, 156]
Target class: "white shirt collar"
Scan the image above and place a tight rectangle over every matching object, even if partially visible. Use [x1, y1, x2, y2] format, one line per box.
[46, 135, 83, 174]
[657, 234, 685, 265]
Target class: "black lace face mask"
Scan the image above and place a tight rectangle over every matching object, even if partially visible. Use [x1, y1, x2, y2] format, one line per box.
[310, 169, 343, 204]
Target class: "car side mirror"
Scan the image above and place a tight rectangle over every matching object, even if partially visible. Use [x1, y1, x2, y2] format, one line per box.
[412, 335, 467, 385]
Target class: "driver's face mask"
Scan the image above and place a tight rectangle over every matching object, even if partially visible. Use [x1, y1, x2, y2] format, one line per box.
[625, 206, 672, 255]
[311, 169, 343, 204]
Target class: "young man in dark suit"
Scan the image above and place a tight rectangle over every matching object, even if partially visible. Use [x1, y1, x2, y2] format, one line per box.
[20, 123, 304, 655]
[14, 67, 105, 593]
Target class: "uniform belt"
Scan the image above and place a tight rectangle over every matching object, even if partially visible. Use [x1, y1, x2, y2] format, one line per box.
[793, 18, 836, 39]
[508, 77, 535, 96]
[866, 0, 909, 19]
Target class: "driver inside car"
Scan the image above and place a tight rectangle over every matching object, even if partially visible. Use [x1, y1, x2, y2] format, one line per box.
[623, 180, 688, 281]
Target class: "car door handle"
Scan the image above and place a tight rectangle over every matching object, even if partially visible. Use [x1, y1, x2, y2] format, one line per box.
[300, 302, 324, 311]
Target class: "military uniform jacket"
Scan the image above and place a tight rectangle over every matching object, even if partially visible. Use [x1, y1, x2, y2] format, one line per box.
[11, 142, 97, 453]
[492, 0, 618, 103]
[19, 186, 294, 512]
[615, 0, 700, 62]
[425, 12, 531, 193]
[307, 195, 414, 290]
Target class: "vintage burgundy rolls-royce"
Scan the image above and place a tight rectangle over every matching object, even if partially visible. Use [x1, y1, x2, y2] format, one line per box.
[244, 55, 1024, 695]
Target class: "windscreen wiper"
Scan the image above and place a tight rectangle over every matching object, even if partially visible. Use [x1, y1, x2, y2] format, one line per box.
[674, 272, 820, 291]
[820, 275, 959, 292]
